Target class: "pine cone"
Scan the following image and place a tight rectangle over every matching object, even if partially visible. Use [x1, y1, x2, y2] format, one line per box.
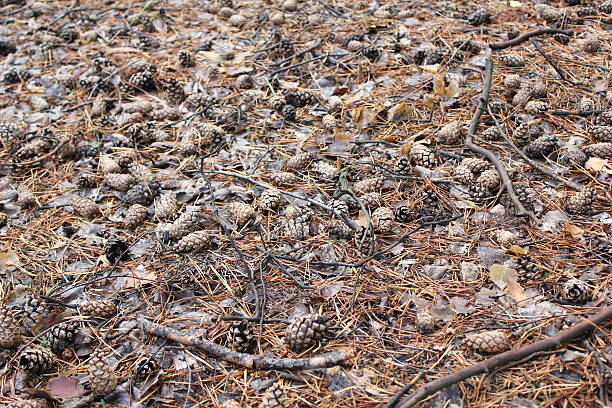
[173, 231, 211, 253]
[415, 308, 435, 334]
[330, 199, 349, 216]
[322, 114, 337, 130]
[467, 7, 491, 25]
[503, 75, 522, 90]
[583, 142, 612, 159]
[0, 307, 21, 348]
[454, 165, 475, 184]
[353, 176, 384, 195]
[418, 189, 438, 208]
[186, 93, 218, 111]
[515, 255, 545, 282]
[228, 321, 254, 352]
[394, 205, 411, 223]
[322, 220, 355, 240]
[285, 89, 318, 108]
[170, 206, 201, 239]
[559, 150, 588, 168]
[99, 155, 121, 174]
[524, 100, 548, 115]
[564, 188, 596, 215]
[576, 6, 598, 16]
[285, 314, 332, 352]
[123, 204, 147, 229]
[600, 0, 612, 13]
[76, 172, 97, 189]
[69, 195, 100, 218]
[492, 229, 518, 247]
[481, 127, 502, 141]
[578, 97, 595, 112]
[311, 160, 338, 181]
[0, 212, 7, 227]
[258, 190, 282, 212]
[19, 345, 55, 373]
[512, 89, 531, 106]
[469, 184, 492, 205]
[371, 207, 394, 234]
[511, 123, 531, 146]
[359, 192, 383, 209]
[135, 356, 158, 380]
[160, 77, 187, 105]
[7, 399, 49, 408]
[260, 382, 289, 408]
[124, 182, 159, 206]
[590, 125, 612, 142]
[79, 299, 117, 319]
[155, 192, 179, 220]
[46, 321, 79, 353]
[229, 202, 256, 226]
[581, 37, 600, 53]
[285, 152, 313, 171]
[464, 331, 509, 354]
[561, 278, 589, 304]
[461, 158, 490, 174]
[409, 144, 436, 167]
[524, 134, 558, 158]
[104, 173, 136, 191]
[269, 171, 299, 186]
[535, 5, 563, 22]
[498, 53, 525, 67]
[178, 50, 195, 67]
[22, 296, 48, 332]
[88, 349, 117, 395]
[531, 81, 548, 99]
[284, 206, 311, 240]
[128, 162, 156, 182]
[476, 169, 501, 192]
[394, 156, 411, 176]
[436, 120, 465, 144]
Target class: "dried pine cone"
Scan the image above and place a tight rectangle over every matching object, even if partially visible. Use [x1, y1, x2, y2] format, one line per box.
[464, 331, 509, 354]
[285, 314, 332, 352]
[22, 296, 48, 332]
[436, 121, 464, 144]
[0, 307, 21, 348]
[285, 152, 313, 171]
[467, 7, 491, 25]
[461, 157, 490, 174]
[512, 89, 531, 107]
[578, 97, 595, 112]
[516, 255, 545, 282]
[330, 199, 349, 215]
[104, 173, 136, 191]
[371, 207, 394, 234]
[503, 75, 522, 90]
[394, 204, 411, 223]
[124, 182, 160, 206]
[123, 204, 148, 229]
[454, 165, 474, 184]
[600, 0, 612, 13]
[269, 171, 299, 186]
[178, 50, 195, 67]
[469, 183, 492, 205]
[395, 156, 411, 176]
[481, 127, 502, 141]
[7, 399, 49, 408]
[160, 77, 187, 105]
[135, 356, 158, 380]
[0, 212, 7, 227]
[99, 156, 121, 174]
[323, 220, 355, 240]
[285, 89, 318, 108]
[46, 321, 79, 353]
[582, 142, 612, 159]
[590, 125, 612, 142]
[284, 206, 311, 240]
[258, 190, 282, 212]
[128, 162, 155, 182]
[88, 349, 117, 395]
[525, 100, 548, 115]
[531, 82, 548, 99]
[228, 321, 254, 352]
[581, 37, 600, 53]
[229, 202, 256, 226]
[476, 169, 501, 192]
[322, 114, 337, 130]
[559, 150, 588, 168]
[260, 382, 289, 408]
[564, 188, 596, 215]
[492, 229, 518, 247]
[353, 176, 384, 195]
[498, 53, 525, 67]
[79, 299, 117, 319]
[170, 206, 201, 239]
[19, 345, 55, 373]
[359, 192, 383, 209]
[524, 135, 558, 158]
[415, 308, 435, 334]
[311, 160, 338, 181]
[173, 231, 211, 253]
[561, 278, 589, 304]
[155, 192, 179, 220]
[409, 144, 436, 167]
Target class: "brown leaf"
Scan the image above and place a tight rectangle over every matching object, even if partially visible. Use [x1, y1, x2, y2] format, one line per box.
[489, 264, 509, 289]
[352, 106, 376, 131]
[585, 157, 608, 172]
[507, 281, 526, 303]
[48, 377, 85, 399]
[0, 250, 19, 266]
[387, 102, 412, 123]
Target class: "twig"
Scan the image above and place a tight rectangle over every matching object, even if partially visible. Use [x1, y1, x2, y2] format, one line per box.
[139, 318, 353, 370]
[16, 139, 69, 167]
[268, 54, 328, 76]
[393, 305, 612, 408]
[551, 109, 608, 116]
[271, 38, 322, 66]
[464, 58, 539, 224]
[531, 39, 575, 85]
[43, 0, 81, 28]
[489, 28, 573, 50]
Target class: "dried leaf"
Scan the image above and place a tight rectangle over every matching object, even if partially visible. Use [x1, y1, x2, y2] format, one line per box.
[48, 376, 85, 399]
[0, 250, 19, 266]
[356, 210, 367, 227]
[421, 64, 440, 73]
[507, 245, 527, 255]
[352, 106, 376, 131]
[507, 281, 526, 303]
[585, 157, 608, 172]
[563, 222, 583, 238]
[123, 264, 157, 288]
[423, 94, 436, 110]
[591, 79, 608, 93]
[489, 264, 509, 290]
[387, 102, 412, 123]
[509, 0, 523, 6]
[399, 143, 412, 156]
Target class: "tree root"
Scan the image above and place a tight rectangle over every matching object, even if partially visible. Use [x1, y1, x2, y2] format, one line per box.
[391, 305, 612, 408]
[139, 318, 353, 370]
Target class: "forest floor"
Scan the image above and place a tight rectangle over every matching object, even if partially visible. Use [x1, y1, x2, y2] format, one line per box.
[0, 0, 611, 407]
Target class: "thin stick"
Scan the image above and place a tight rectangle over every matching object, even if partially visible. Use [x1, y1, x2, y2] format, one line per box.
[489, 28, 572, 50]
[271, 38, 322, 66]
[394, 305, 612, 408]
[140, 318, 353, 370]
[464, 58, 539, 224]
[531, 39, 575, 85]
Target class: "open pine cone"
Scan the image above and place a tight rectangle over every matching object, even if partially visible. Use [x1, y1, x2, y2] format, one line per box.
[464, 330, 510, 354]
[284, 314, 333, 353]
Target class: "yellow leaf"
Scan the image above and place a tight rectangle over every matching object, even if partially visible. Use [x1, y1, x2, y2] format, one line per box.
[0, 250, 19, 266]
[489, 264, 508, 289]
[352, 106, 376, 131]
[421, 64, 440, 73]
[509, 0, 523, 7]
[433, 75, 446, 97]
[507, 245, 527, 255]
[399, 143, 412, 156]
[423, 94, 436, 110]
[507, 281, 526, 303]
[444, 78, 460, 98]
[356, 210, 367, 227]
[387, 102, 412, 123]
[564, 222, 583, 237]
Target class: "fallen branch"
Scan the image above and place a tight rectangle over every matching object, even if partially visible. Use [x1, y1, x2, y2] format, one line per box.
[140, 318, 353, 370]
[464, 58, 539, 224]
[489, 28, 572, 50]
[393, 305, 612, 408]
